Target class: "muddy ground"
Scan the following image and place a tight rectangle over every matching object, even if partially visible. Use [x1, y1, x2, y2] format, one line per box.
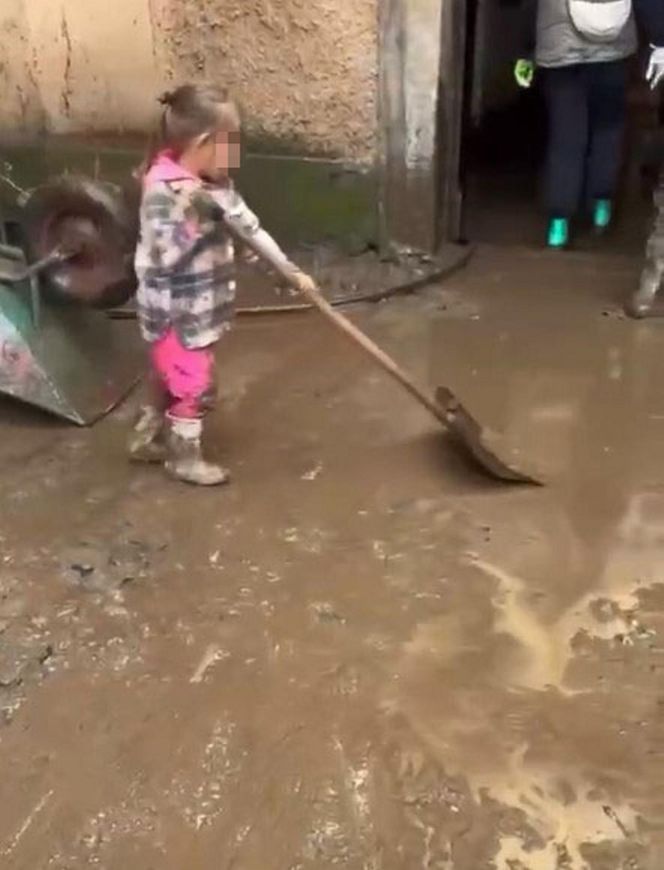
[1, 245, 663, 869]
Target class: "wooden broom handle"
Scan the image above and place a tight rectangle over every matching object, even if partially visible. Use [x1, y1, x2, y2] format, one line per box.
[222, 215, 448, 427]
[297, 282, 448, 425]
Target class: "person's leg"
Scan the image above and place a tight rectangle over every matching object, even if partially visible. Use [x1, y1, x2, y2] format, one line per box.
[626, 168, 664, 317]
[542, 65, 589, 246]
[151, 329, 229, 486]
[128, 367, 170, 463]
[586, 59, 628, 229]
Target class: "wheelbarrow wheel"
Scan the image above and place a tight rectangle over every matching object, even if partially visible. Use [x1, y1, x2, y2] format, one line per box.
[22, 175, 139, 309]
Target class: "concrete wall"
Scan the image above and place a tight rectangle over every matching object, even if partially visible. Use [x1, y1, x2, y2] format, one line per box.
[0, 0, 161, 135]
[0, 0, 46, 131]
[0, 0, 377, 162]
[378, 0, 462, 251]
[0, 0, 453, 252]
[379, 0, 440, 250]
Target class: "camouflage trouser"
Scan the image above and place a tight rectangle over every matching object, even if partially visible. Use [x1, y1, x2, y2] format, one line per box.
[627, 170, 664, 317]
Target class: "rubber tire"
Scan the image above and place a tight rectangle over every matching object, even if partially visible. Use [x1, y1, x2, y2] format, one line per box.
[22, 175, 139, 309]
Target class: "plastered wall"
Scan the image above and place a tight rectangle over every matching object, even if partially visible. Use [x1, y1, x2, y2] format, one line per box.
[0, 0, 161, 135]
[151, 0, 378, 161]
[0, 0, 378, 162]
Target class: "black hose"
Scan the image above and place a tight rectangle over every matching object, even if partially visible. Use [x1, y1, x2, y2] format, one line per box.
[107, 245, 474, 319]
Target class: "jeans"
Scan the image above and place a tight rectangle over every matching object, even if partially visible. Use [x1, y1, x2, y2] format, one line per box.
[541, 60, 628, 218]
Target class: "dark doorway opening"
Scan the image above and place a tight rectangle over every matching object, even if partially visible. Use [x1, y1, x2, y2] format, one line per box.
[455, 0, 659, 253]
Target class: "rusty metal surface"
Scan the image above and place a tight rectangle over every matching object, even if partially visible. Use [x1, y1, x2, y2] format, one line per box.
[0, 268, 142, 425]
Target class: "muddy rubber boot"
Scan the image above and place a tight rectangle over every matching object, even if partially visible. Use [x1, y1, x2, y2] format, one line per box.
[627, 172, 664, 318]
[625, 259, 664, 319]
[165, 417, 229, 487]
[128, 405, 166, 463]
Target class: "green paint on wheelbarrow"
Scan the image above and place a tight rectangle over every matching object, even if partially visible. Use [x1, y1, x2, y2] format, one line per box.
[0, 268, 142, 425]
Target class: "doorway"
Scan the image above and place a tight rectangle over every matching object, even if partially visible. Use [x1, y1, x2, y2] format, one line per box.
[448, 0, 659, 252]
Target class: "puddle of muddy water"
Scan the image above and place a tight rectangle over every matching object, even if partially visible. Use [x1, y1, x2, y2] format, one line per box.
[342, 250, 664, 867]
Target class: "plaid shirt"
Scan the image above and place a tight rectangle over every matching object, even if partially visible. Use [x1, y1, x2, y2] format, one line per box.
[135, 155, 258, 349]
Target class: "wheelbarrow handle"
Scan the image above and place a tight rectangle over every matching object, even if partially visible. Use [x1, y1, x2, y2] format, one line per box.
[0, 245, 74, 328]
[0, 247, 71, 284]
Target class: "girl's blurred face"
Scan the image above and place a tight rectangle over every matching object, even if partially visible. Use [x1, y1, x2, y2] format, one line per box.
[183, 128, 242, 180]
[213, 130, 242, 175]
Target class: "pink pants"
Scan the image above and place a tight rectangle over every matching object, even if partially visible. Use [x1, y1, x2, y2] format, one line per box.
[149, 329, 215, 419]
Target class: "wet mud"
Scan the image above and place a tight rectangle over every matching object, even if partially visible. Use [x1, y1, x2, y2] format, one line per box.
[0, 245, 663, 868]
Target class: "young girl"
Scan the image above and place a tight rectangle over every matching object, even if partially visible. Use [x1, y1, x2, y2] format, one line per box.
[130, 83, 316, 486]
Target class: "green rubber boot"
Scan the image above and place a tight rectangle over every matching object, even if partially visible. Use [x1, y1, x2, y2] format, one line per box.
[593, 199, 612, 233]
[547, 218, 569, 250]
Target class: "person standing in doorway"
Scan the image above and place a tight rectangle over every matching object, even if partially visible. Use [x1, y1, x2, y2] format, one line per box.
[515, 0, 664, 249]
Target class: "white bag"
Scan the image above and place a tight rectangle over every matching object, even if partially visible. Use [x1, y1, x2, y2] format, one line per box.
[568, 0, 632, 42]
